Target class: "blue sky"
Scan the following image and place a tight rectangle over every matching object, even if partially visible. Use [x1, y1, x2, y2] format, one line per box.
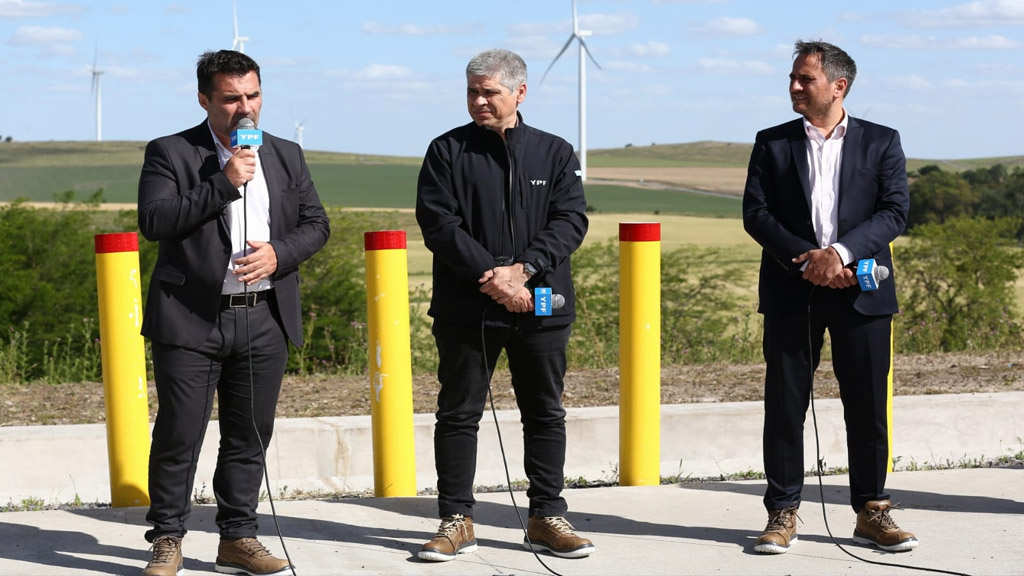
[1, 0, 1022, 159]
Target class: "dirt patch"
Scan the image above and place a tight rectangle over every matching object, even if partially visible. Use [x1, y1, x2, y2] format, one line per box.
[2, 351, 1021, 427]
[587, 167, 747, 195]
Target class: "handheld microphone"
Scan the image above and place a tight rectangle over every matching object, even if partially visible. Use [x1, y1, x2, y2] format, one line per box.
[534, 287, 565, 316]
[856, 258, 890, 291]
[230, 117, 263, 148]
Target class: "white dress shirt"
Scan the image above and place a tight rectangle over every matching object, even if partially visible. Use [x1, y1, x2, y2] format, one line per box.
[803, 112, 853, 266]
[210, 122, 274, 295]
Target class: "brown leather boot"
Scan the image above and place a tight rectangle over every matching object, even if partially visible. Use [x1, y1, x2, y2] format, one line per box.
[214, 537, 291, 575]
[853, 499, 919, 552]
[142, 535, 183, 576]
[525, 516, 595, 558]
[418, 515, 477, 562]
[753, 506, 800, 554]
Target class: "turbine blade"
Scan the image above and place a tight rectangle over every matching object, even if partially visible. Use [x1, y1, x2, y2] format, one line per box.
[579, 38, 603, 70]
[540, 35, 576, 85]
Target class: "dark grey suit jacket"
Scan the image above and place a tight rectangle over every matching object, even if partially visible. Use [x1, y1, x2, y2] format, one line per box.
[138, 121, 330, 349]
[742, 116, 909, 316]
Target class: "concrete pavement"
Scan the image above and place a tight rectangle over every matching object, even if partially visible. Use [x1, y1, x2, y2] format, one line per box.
[0, 468, 1021, 575]
[1, 392, 1021, 575]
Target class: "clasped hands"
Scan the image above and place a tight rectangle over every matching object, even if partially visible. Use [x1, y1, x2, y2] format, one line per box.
[479, 264, 533, 313]
[793, 247, 858, 289]
[233, 240, 278, 285]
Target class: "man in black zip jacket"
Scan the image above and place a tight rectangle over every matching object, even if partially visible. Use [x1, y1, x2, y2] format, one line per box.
[415, 48, 594, 563]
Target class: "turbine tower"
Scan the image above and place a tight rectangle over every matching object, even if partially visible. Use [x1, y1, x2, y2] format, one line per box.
[294, 119, 305, 148]
[231, 0, 249, 53]
[541, 0, 601, 181]
[88, 47, 104, 142]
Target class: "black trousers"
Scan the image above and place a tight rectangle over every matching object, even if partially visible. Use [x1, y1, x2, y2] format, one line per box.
[431, 318, 570, 519]
[145, 297, 288, 542]
[761, 288, 893, 513]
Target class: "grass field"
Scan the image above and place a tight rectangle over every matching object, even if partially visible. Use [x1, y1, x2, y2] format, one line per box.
[1, 140, 1020, 306]
[3, 140, 1021, 205]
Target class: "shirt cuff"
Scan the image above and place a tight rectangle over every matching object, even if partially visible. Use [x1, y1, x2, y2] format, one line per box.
[830, 242, 853, 267]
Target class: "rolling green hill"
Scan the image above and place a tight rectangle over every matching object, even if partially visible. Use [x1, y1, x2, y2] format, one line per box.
[1, 141, 1019, 217]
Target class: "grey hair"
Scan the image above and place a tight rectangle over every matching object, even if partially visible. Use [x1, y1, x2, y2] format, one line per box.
[794, 40, 857, 97]
[466, 49, 527, 94]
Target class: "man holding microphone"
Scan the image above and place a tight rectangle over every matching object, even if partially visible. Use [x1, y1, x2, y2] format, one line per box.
[137, 49, 329, 576]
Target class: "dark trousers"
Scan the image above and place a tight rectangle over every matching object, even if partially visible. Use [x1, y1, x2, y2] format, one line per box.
[145, 298, 288, 542]
[762, 288, 893, 513]
[432, 318, 570, 519]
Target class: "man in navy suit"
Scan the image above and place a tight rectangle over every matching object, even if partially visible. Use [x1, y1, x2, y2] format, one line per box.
[743, 40, 917, 555]
[137, 50, 329, 576]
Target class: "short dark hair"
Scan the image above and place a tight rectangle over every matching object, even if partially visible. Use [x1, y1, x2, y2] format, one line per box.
[196, 50, 261, 98]
[794, 40, 856, 96]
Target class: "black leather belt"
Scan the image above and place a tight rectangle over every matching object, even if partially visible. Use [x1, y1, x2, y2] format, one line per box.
[221, 289, 273, 309]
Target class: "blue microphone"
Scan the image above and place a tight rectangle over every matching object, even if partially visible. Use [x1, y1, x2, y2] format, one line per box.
[230, 117, 263, 148]
[534, 287, 565, 316]
[856, 258, 890, 291]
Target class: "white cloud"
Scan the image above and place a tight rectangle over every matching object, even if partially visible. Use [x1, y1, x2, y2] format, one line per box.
[604, 60, 654, 73]
[887, 74, 933, 92]
[8, 24, 80, 45]
[939, 77, 1024, 92]
[163, 4, 188, 15]
[0, 0, 81, 18]
[361, 21, 472, 35]
[693, 17, 762, 37]
[629, 41, 670, 58]
[353, 64, 414, 81]
[905, 0, 1024, 28]
[510, 13, 638, 37]
[861, 34, 1022, 50]
[697, 58, 773, 75]
[977, 62, 1024, 75]
[579, 13, 640, 35]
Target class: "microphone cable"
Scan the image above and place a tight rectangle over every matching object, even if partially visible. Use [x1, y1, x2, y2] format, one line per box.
[803, 286, 971, 576]
[240, 172, 298, 576]
[478, 302, 563, 576]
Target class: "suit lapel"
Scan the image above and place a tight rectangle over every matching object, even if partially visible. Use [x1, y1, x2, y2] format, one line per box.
[186, 122, 233, 237]
[258, 137, 285, 240]
[839, 117, 862, 214]
[787, 120, 812, 212]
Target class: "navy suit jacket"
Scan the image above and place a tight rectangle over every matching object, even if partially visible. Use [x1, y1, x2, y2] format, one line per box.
[742, 116, 909, 316]
[138, 121, 330, 349]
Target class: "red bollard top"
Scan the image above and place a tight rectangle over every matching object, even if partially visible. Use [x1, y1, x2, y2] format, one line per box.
[95, 232, 139, 253]
[364, 230, 407, 251]
[619, 222, 661, 242]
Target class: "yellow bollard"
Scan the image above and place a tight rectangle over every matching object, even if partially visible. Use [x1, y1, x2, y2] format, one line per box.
[364, 230, 417, 496]
[94, 232, 150, 507]
[619, 222, 661, 486]
[887, 241, 896, 473]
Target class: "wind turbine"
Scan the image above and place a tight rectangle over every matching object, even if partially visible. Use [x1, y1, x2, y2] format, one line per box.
[231, 0, 249, 53]
[294, 119, 306, 148]
[541, 0, 602, 181]
[87, 46, 104, 142]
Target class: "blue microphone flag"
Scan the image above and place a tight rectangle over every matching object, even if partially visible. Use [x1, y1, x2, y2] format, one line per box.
[856, 258, 881, 291]
[534, 287, 553, 316]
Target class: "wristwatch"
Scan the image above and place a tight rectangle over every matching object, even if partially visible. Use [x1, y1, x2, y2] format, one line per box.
[522, 262, 538, 278]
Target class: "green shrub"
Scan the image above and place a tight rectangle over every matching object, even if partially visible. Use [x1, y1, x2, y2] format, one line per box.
[896, 217, 1024, 352]
[0, 195, 106, 382]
